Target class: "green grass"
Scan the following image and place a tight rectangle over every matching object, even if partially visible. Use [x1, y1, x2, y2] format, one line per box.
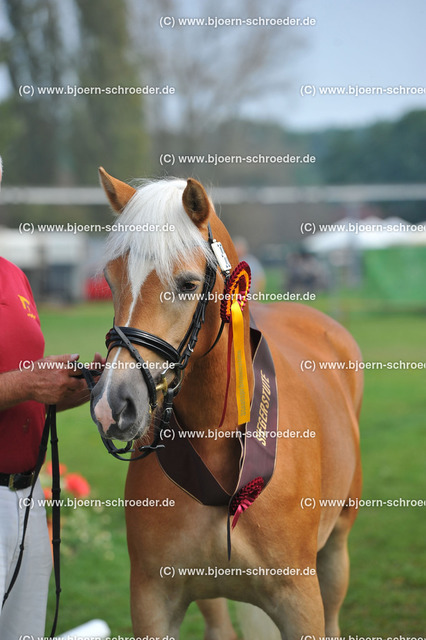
[342, 314, 426, 634]
[38, 301, 426, 636]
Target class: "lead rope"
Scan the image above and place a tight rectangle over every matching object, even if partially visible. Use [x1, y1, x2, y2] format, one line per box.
[2, 405, 61, 638]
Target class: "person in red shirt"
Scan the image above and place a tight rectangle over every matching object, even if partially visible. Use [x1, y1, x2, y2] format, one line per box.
[0, 156, 102, 638]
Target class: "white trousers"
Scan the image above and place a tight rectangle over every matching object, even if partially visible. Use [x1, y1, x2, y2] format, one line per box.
[0, 479, 52, 639]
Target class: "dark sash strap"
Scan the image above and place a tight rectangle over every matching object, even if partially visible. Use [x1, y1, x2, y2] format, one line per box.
[2, 405, 61, 638]
[156, 322, 278, 529]
[232, 328, 278, 496]
[156, 416, 230, 506]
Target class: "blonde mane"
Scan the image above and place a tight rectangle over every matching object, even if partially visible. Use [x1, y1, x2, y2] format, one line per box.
[100, 178, 215, 299]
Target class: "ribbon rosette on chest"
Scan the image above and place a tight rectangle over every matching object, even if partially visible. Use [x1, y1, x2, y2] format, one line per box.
[220, 261, 252, 425]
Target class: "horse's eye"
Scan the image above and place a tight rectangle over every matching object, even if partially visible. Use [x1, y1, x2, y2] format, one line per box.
[179, 281, 198, 293]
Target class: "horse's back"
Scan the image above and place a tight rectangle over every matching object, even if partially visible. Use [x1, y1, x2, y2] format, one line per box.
[251, 301, 363, 418]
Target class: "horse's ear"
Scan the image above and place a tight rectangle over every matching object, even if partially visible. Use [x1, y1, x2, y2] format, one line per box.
[182, 178, 210, 227]
[98, 166, 136, 213]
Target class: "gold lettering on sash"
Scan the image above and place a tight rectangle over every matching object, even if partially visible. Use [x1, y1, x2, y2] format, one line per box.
[254, 370, 271, 446]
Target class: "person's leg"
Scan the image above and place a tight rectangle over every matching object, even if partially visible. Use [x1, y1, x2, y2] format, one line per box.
[0, 480, 52, 640]
[0, 485, 20, 608]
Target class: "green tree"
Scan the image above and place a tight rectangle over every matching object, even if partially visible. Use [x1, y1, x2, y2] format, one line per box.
[70, 0, 149, 183]
[316, 110, 426, 220]
[0, 0, 148, 185]
[0, 0, 68, 183]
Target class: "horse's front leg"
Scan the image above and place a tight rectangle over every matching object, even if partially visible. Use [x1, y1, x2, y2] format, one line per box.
[196, 598, 238, 640]
[259, 576, 325, 640]
[130, 575, 186, 639]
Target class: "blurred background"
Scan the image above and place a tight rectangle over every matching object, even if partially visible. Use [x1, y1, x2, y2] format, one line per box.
[0, 0, 425, 636]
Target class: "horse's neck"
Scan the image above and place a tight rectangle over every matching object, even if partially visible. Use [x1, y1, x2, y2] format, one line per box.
[174, 311, 254, 430]
[172, 315, 253, 492]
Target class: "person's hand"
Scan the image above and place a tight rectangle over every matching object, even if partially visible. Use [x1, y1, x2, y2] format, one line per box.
[0, 353, 106, 412]
[26, 354, 87, 405]
[86, 352, 106, 377]
[55, 352, 106, 411]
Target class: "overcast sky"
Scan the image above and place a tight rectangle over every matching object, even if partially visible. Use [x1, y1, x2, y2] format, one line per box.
[248, 0, 426, 130]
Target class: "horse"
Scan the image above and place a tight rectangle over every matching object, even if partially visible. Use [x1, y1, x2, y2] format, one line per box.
[90, 168, 363, 640]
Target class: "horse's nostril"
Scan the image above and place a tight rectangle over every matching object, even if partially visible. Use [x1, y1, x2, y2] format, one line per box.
[115, 396, 137, 431]
[91, 369, 151, 442]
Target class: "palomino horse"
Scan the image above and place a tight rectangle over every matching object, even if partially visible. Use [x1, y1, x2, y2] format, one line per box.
[90, 169, 363, 639]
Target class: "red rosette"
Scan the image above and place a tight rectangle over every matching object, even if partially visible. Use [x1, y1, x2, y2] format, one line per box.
[229, 476, 265, 529]
[220, 261, 251, 323]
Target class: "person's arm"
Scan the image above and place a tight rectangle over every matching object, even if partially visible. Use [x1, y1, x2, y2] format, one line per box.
[0, 368, 37, 410]
[0, 353, 102, 412]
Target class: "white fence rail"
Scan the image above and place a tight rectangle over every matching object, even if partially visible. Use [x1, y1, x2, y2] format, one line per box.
[2, 184, 426, 206]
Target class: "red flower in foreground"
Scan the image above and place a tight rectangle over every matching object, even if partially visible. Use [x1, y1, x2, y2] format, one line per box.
[45, 461, 68, 476]
[65, 473, 90, 498]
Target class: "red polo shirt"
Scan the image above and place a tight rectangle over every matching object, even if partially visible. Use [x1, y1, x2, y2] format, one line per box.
[0, 258, 45, 473]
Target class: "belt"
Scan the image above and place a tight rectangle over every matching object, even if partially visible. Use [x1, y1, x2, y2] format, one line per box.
[0, 471, 35, 491]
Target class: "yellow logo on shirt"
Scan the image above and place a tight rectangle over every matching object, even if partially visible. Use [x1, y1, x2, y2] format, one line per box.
[18, 295, 36, 319]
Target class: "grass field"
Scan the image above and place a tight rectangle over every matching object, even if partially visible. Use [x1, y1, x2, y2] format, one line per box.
[38, 300, 426, 636]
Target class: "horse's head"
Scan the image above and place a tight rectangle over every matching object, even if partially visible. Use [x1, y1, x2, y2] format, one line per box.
[91, 168, 236, 442]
